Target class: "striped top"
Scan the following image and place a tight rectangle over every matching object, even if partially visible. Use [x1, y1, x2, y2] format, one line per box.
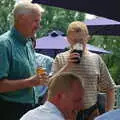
[52, 50, 116, 109]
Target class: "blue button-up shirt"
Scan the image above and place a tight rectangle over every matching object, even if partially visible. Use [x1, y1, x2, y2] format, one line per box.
[34, 53, 54, 103]
[95, 109, 120, 120]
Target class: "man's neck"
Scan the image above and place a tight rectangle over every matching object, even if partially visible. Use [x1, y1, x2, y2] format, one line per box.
[14, 24, 28, 38]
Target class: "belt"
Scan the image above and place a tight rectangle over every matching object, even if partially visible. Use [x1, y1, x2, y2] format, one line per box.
[77, 104, 98, 120]
[83, 104, 98, 114]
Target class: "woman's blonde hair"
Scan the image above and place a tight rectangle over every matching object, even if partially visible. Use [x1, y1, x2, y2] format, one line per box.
[67, 21, 90, 45]
[67, 21, 89, 35]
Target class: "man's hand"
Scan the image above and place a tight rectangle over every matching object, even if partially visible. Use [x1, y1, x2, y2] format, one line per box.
[29, 73, 49, 87]
[68, 52, 80, 64]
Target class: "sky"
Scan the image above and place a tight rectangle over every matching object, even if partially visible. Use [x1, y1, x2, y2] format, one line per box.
[85, 13, 97, 20]
[15, 0, 32, 3]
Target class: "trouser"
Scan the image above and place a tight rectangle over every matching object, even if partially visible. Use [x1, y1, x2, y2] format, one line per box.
[76, 104, 99, 120]
[0, 98, 34, 120]
[76, 93, 106, 120]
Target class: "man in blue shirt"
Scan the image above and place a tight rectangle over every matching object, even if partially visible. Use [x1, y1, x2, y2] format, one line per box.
[34, 53, 54, 105]
[0, 2, 48, 120]
[31, 35, 54, 105]
[95, 109, 120, 120]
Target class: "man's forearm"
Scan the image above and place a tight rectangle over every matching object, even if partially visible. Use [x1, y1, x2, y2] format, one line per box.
[0, 74, 48, 93]
[106, 88, 115, 111]
[0, 78, 32, 93]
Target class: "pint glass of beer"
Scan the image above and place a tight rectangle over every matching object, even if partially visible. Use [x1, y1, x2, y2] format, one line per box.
[37, 66, 46, 75]
[71, 43, 83, 64]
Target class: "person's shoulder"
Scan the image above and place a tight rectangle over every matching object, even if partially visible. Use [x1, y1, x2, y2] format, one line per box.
[35, 52, 54, 61]
[95, 109, 120, 120]
[21, 102, 65, 120]
[20, 106, 42, 120]
[56, 50, 70, 57]
[0, 31, 10, 41]
[21, 105, 64, 120]
[87, 51, 100, 57]
[41, 54, 54, 61]
[0, 31, 12, 47]
[87, 51, 102, 60]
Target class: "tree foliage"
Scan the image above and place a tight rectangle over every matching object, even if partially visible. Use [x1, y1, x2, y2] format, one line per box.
[89, 35, 120, 84]
[37, 5, 85, 37]
[0, 0, 15, 34]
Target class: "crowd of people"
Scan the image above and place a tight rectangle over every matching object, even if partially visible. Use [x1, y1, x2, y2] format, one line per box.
[0, 1, 118, 120]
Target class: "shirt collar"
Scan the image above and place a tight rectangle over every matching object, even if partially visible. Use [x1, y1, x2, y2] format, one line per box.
[43, 101, 65, 119]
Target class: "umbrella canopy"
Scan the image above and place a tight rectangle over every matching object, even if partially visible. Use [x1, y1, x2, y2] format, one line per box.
[32, 0, 120, 22]
[36, 31, 111, 54]
[86, 44, 111, 54]
[36, 35, 69, 49]
[84, 17, 120, 35]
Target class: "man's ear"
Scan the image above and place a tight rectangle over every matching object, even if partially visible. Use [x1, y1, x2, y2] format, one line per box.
[56, 92, 65, 100]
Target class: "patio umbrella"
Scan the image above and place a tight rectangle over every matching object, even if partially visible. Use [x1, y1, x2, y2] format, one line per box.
[84, 17, 120, 36]
[35, 31, 111, 54]
[32, 0, 120, 22]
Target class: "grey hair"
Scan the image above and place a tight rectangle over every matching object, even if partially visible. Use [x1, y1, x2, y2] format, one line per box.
[13, 2, 44, 18]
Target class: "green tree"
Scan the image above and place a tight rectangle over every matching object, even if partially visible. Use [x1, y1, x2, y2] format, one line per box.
[37, 5, 85, 37]
[0, 0, 15, 34]
[89, 35, 120, 84]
